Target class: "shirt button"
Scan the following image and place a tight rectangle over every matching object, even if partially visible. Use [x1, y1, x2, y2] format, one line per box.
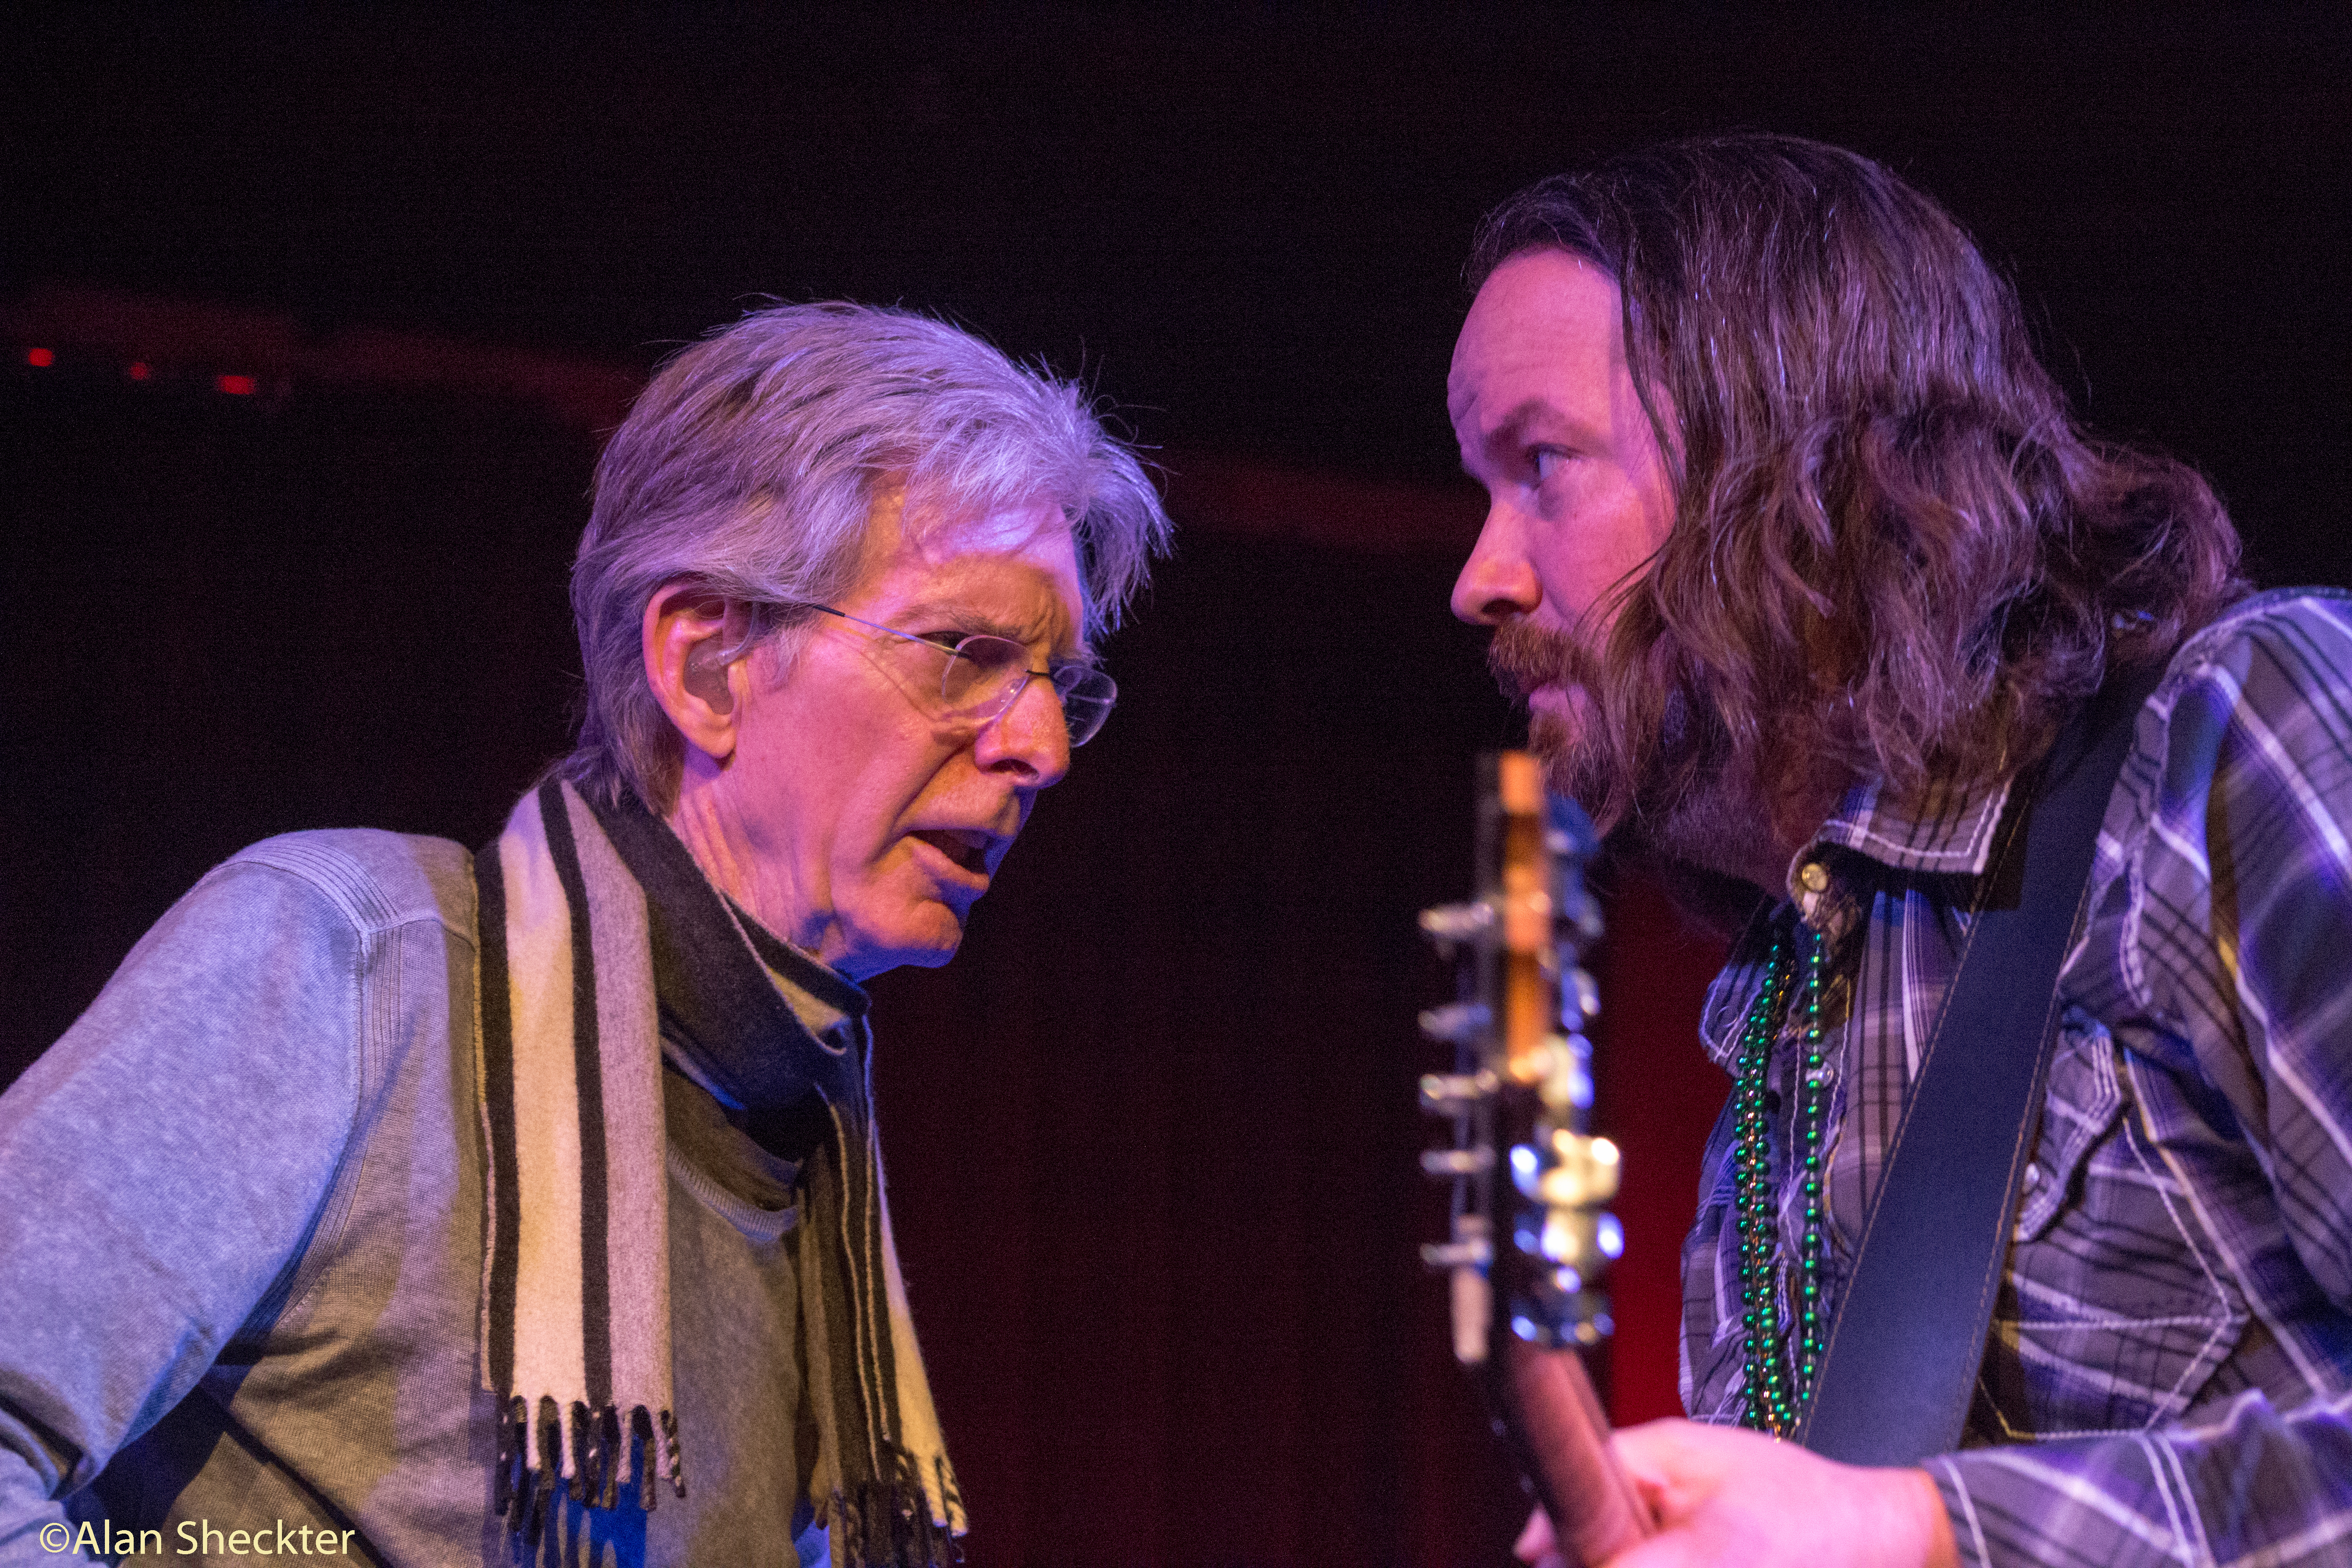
[2023, 1162, 2042, 1188]
[1798, 862, 1830, 893]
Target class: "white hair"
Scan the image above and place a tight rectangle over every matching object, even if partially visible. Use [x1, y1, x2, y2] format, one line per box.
[562, 301, 1171, 809]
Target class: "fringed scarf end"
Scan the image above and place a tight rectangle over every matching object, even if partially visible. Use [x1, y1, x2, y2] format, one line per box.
[631, 1406, 657, 1510]
[829, 1474, 963, 1568]
[556, 1400, 631, 1507]
[492, 1395, 525, 1519]
[597, 1404, 623, 1510]
[658, 1406, 686, 1499]
[496, 1395, 680, 1540]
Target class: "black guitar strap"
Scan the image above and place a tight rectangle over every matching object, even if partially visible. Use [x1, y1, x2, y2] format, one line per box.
[1796, 660, 2167, 1465]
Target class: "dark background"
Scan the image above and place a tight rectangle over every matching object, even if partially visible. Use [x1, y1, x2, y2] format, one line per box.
[4, 7, 2349, 1565]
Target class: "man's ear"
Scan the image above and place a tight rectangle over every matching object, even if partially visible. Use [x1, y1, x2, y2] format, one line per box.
[644, 583, 750, 764]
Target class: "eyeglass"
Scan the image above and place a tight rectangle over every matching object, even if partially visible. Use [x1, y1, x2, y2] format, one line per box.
[791, 603, 1118, 746]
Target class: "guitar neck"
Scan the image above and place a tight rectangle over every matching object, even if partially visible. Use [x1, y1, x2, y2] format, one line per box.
[1421, 752, 1653, 1566]
[1493, 1335, 1652, 1564]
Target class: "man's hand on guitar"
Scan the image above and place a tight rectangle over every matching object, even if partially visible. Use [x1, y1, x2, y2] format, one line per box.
[1513, 1420, 1960, 1568]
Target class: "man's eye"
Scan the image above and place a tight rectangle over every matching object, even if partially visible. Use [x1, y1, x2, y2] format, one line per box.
[920, 631, 1030, 671]
[959, 637, 1034, 672]
[1531, 447, 1569, 484]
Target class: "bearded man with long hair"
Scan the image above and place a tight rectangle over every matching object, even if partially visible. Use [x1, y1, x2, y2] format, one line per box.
[1449, 135, 2352, 1568]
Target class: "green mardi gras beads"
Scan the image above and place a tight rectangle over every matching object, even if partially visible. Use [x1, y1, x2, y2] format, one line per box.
[1734, 923, 1830, 1437]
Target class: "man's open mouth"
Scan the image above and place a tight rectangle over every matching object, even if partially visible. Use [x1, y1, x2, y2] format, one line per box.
[910, 829, 992, 876]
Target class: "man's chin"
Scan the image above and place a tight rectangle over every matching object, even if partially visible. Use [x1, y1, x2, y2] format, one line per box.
[1526, 711, 1626, 836]
[835, 903, 969, 979]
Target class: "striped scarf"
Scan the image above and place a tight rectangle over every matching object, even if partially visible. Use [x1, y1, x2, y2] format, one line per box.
[473, 778, 965, 1564]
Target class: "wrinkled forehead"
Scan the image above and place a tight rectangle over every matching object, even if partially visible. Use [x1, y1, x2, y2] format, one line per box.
[867, 487, 1091, 637]
[926, 498, 1070, 555]
[880, 485, 1074, 564]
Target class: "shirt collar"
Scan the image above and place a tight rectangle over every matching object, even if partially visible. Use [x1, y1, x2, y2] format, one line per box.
[1782, 770, 2016, 912]
[1697, 769, 2016, 1069]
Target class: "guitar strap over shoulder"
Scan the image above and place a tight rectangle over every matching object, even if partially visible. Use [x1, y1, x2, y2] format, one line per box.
[1795, 660, 2167, 1465]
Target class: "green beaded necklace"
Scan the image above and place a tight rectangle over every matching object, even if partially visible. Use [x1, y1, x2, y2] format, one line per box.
[1731, 922, 1829, 1437]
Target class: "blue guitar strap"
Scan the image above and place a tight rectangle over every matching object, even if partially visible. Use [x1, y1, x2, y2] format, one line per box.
[1795, 661, 2166, 1464]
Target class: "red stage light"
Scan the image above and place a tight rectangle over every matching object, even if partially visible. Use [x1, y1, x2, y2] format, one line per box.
[26, 348, 54, 368]
[127, 361, 153, 382]
[215, 374, 257, 396]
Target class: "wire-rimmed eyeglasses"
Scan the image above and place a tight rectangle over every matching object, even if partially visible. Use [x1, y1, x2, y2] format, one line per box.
[793, 603, 1118, 746]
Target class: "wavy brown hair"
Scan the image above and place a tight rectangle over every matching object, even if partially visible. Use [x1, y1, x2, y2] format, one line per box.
[1470, 135, 2246, 836]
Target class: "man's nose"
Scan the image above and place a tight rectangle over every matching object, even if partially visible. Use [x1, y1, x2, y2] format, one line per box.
[1451, 505, 1542, 625]
[975, 675, 1072, 787]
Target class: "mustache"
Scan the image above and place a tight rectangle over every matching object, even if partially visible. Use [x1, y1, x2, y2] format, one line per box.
[1486, 618, 1600, 703]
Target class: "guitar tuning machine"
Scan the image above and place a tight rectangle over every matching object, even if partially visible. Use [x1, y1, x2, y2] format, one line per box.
[1419, 1213, 1494, 1273]
[1508, 1131, 1623, 1210]
[1418, 1069, 1498, 1115]
[1511, 1210, 1626, 1273]
[1417, 1002, 1491, 1047]
[1564, 968, 1600, 1026]
[1418, 1146, 1495, 1178]
[1551, 883, 1605, 946]
[1424, 1216, 1495, 1367]
[1507, 1031, 1596, 1114]
[1417, 899, 1496, 956]
[1510, 1293, 1617, 1349]
[1505, 1199, 1625, 1351]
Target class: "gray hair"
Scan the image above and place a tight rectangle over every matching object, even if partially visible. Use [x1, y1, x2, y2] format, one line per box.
[561, 301, 1172, 810]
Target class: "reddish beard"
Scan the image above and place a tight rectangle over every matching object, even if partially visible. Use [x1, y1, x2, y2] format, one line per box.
[1487, 616, 1623, 826]
[1486, 616, 1779, 889]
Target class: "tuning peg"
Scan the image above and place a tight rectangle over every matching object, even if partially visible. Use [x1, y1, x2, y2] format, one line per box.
[1419, 1236, 1494, 1270]
[1420, 1147, 1494, 1178]
[1509, 1289, 1617, 1348]
[1418, 1069, 1498, 1114]
[1512, 1207, 1626, 1275]
[1509, 1134, 1622, 1207]
[1418, 901, 1495, 947]
[1440, 1216, 1495, 1367]
[1542, 792, 1601, 856]
[1513, 1211, 1617, 1265]
[1563, 967, 1600, 1024]
[1504, 1032, 1594, 1112]
[1556, 888, 1605, 944]
[1417, 1002, 1490, 1045]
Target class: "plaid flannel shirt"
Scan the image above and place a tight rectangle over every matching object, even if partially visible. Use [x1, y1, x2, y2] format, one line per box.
[1680, 590, 2352, 1567]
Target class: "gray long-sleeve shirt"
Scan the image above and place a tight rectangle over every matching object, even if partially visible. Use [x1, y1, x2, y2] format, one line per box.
[0, 830, 826, 1566]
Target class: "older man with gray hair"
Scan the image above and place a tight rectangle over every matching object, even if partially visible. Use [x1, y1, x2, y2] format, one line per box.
[0, 303, 1169, 1568]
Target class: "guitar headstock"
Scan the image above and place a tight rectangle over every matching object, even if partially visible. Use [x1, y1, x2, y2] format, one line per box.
[1419, 751, 1620, 1363]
